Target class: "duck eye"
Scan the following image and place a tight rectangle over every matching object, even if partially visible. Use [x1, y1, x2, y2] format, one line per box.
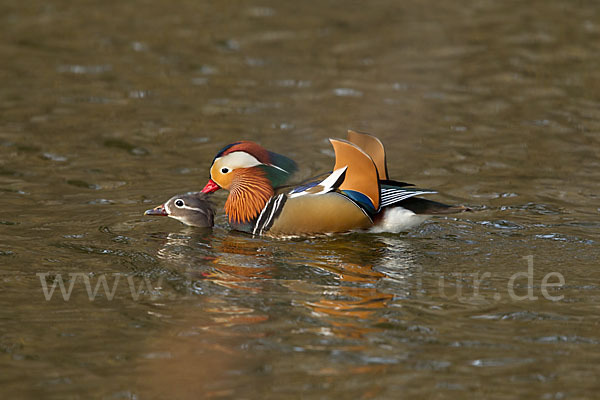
[174, 199, 184, 208]
[221, 167, 229, 174]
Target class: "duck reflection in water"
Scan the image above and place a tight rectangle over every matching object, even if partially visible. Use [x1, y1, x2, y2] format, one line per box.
[141, 196, 425, 397]
[145, 192, 272, 291]
[148, 227, 277, 293]
[285, 236, 419, 340]
[147, 218, 421, 342]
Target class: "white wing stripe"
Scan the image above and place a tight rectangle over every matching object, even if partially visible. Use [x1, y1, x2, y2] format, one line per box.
[288, 167, 347, 198]
[380, 189, 436, 207]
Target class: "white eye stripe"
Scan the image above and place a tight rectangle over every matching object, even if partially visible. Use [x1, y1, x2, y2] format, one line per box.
[180, 204, 208, 215]
[216, 152, 262, 169]
[268, 163, 288, 173]
[168, 214, 185, 222]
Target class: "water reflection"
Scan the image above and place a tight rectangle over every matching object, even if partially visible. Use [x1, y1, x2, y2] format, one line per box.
[149, 226, 423, 343]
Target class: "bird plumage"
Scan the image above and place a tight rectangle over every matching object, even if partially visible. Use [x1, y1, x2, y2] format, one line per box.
[144, 192, 214, 228]
[198, 130, 469, 236]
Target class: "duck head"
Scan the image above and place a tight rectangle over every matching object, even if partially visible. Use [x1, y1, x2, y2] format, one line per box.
[144, 192, 214, 228]
[201, 141, 297, 225]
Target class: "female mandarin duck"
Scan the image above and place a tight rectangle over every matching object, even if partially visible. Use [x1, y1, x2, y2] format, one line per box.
[201, 130, 469, 237]
[145, 192, 214, 227]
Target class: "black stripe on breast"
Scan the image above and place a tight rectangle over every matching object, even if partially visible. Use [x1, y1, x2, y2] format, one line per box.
[252, 194, 287, 235]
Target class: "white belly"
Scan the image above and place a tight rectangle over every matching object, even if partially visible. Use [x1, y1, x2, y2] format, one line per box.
[369, 207, 430, 233]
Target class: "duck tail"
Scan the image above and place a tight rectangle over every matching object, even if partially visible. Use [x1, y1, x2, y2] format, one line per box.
[398, 197, 472, 215]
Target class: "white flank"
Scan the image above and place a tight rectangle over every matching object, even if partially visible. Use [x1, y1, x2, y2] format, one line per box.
[369, 207, 430, 233]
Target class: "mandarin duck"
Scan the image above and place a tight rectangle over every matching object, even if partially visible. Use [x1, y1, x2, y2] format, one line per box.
[200, 130, 469, 237]
[145, 192, 214, 227]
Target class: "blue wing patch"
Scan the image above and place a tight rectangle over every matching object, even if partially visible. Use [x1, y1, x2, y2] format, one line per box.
[341, 190, 377, 214]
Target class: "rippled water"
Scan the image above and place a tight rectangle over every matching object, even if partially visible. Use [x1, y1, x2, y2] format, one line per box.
[1, 0, 599, 398]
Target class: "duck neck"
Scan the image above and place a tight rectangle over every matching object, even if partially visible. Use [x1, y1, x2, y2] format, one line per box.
[225, 168, 274, 226]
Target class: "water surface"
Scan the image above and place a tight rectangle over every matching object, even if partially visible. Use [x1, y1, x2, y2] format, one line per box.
[1, 0, 599, 398]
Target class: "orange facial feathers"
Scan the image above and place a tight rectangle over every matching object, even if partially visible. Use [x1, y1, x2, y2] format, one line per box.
[225, 168, 274, 224]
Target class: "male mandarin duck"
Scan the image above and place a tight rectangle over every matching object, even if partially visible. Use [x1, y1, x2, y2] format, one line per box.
[201, 130, 469, 237]
[145, 192, 214, 227]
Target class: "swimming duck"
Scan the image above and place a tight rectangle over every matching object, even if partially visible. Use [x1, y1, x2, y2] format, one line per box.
[201, 130, 469, 237]
[145, 192, 214, 227]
